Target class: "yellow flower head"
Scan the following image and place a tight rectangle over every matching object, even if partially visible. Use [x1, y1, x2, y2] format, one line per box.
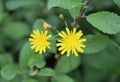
[29, 29, 52, 54]
[43, 22, 52, 29]
[56, 27, 86, 57]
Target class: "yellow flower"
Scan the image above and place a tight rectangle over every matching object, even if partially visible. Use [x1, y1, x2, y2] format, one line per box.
[43, 22, 52, 29]
[29, 29, 52, 54]
[56, 27, 86, 56]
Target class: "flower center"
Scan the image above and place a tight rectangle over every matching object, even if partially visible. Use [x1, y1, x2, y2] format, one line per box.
[36, 35, 48, 46]
[65, 34, 78, 50]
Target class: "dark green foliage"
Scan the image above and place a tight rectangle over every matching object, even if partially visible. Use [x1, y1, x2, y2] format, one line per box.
[0, 0, 120, 82]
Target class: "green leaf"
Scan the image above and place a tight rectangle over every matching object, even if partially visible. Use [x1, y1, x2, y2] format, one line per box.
[0, 0, 7, 22]
[19, 42, 35, 68]
[33, 19, 45, 31]
[91, 0, 113, 11]
[28, 54, 46, 68]
[0, 13, 7, 22]
[36, 77, 49, 82]
[0, 34, 5, 52]
[114, 32, 120, 44]
[70, 69, 82, 82]
[113, 0, 120, 8]
[10, 75, 23, 82]
[3, 22, 30, 39]
[48, 36, 57, 53]
[0, 44, 4, 52]
[48, 0, 82, 9]
[0, 0, 3, 13]
[46, 15, 61, 27]
[83, 69, 107, 82]
[1, 65, 18, 80]
[84, 34, 108, 54]
[38, 68, 55, 76]
[68, 6, 82, 18]
[0, 53, 13, 67]
[51, 75, 74, 82]
[84, 43, 120, 74]
[6, 0, 40, 10]
[55, 54, 81, 74]
[87, 11, 120, 34]
[23, 78, 38, 82]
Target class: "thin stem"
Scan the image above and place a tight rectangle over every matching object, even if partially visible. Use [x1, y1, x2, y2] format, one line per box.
[51, 26, 60, 33]
[64, 20, 68, 27]
[74, 0, 91, 27]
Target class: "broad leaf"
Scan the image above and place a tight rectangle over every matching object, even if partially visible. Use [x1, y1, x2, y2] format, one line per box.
[3, 22, 30, 39]
[28, 54, 46, 68]
[23, 78, 38, 82]
[48, 0, 82, 9]
[38, 68, 55, 76]
[87, 11, 120, 34]
[1, 65, 18, 80]
[52, 75, 74, 82]
[33, 19, 45, 31]
[113, 0, 120, 8]
[48, 0, 82, 18]
[55, 54, 81, 74]
[84, 34, 108, 54]
[68, 6, 82, 18]
[6, 0, 40, 10]
[19, 42, 35, 68]
[84, 43, 120, 74]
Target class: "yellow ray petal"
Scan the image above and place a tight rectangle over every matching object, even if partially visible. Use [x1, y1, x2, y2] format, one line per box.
[45, 30, 48, 35]
[66, 51, 70, 56]
[66, 27, 70, 35]
[29, 29, 51, 54]
[29, 38, 34, 41]
[73, 28, 76, 34]
[61, 49, 66, 55]
[47, 35, 52, 39]
[73, 48, 78, 56]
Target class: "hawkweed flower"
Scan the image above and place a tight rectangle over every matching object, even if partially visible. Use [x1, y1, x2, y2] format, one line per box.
[29, 29, 52, 54]
[56, 27, 86, 56]
[43, 22, 52, 29]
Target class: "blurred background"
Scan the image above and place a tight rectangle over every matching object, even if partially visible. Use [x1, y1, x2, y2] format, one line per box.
[0, 0, 120, 82]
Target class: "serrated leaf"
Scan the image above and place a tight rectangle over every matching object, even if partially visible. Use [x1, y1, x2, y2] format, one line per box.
[6, 0, 40, 10]
[3, 22, 30, 39]
[38, 68, 55, 76]
[87, 11, 120, 34]
[51, 75, 74, 82]
[55, 54, 81, 74]
[84, 34, 108, 54]
[48, 0, 82, 9]
[19, 42, 35, 68]
[28, 54, 46, 68]
[113, 0, 120, 8]
[1, 65, 18, 80]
